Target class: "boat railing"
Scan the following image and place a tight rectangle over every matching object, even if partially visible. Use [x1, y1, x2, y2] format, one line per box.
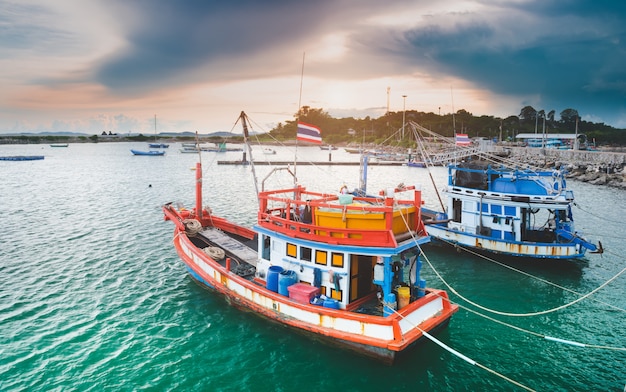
[450, 163, 567, 195]
[256, 186, 426, 247]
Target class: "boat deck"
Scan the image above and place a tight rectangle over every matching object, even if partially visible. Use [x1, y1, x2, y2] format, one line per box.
[188, 227, 386, 316]
[199, 228, 258, 267]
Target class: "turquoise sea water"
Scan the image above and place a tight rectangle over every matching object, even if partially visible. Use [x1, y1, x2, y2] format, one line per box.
[1, 142, 624, 391]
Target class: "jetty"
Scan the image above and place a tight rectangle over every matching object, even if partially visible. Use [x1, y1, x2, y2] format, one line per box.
[218, 160, 405, 166]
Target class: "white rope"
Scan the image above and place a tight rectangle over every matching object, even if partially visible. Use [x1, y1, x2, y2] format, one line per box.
[203, 246, 226, 261]
[397, 210, 626, 351]
[389, 308, 536, 392]
[435, 239, 626, 315]
[448, 294, 626, 351]
[183, 219, 202, 235]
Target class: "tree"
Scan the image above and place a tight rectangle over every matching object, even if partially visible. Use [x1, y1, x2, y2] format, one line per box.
[519, 106, 537, 122]
[560, 108, 579, 125]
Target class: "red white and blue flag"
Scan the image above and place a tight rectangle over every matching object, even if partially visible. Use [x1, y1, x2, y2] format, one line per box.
[455, 133, 471, 146]
[297, 122, 322, 144]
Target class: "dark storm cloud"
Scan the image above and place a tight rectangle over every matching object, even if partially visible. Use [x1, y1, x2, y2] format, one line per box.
[400, 0, 626, 119]
[94, 0, 372, 93]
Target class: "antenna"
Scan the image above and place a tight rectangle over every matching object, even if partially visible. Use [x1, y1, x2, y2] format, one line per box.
[450, 86, 456, 132]
[386, 86, 390, 114]
[294, 52, 305, 184]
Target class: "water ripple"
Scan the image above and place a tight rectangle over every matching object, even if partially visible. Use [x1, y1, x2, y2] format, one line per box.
[1, 143, 624, 391]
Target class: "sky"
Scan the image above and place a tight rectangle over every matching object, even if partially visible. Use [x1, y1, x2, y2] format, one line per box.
[1, 0, 625, 135]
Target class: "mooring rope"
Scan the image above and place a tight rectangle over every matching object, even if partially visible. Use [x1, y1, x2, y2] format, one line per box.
[395, 206, 626, 316]
[396, 210, 626, 352]
[422, 240, 626, 317]
[389, 307, 537, 392]
[447, 295, 626, 352]
[437, 238, 626, 313]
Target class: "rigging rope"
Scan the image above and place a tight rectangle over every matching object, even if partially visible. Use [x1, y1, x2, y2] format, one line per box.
[573, 201, 624, 224]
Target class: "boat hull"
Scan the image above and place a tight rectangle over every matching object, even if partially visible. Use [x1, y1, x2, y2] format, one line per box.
[170, 224, 457, 364]
[425, 222, 585, 259]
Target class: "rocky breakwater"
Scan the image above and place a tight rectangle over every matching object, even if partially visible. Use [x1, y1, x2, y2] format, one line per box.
[505, 147, 626, 189]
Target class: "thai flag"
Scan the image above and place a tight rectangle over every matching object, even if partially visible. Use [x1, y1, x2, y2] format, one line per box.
[297, 122, 322, 144]
[455, 133, 471, 146]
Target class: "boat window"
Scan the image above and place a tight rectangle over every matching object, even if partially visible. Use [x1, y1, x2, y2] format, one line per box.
[491, 205, 502, 215]
[301, 246, 312, 262]
[286, 243, 297, 258]
[330, 288, 343, 302]
[262, 235, 270, 259]
[331, 252, 344, 268]
[452, 199, 462, 223]
[315, 250, 328, 265]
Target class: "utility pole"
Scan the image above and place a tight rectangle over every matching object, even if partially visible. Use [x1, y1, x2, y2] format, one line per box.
[402, 95, 407, 140]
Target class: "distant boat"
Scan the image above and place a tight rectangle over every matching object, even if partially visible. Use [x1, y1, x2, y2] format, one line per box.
[320, 144, 337, 150]
[0, 155, 45, 161]
[406, 160, 426, 168]
[263, 148, 276, 154]
[199, 142, 243, 152]
[50, 143, 68, 147]
[149, 115, 169, 149]
[180, 147, 199, 153]
[131, 149, 165, 156]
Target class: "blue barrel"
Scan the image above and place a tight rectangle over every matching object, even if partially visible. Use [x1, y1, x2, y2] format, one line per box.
[278, 270, 297, 296]
[266, 266, 284, 292]
[323, 298, 340, 309]
[417, 278, 427, 298]
[383, 293, 397, 317]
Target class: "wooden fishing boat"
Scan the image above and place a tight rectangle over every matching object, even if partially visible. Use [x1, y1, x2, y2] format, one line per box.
[130, 149, 165, 156]
[406, 160, 426, 168]
[162, 112, 458, 364]
[49, 143, 69, 147]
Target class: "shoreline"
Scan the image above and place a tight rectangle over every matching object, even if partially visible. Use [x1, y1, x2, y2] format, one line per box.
[504, 147, 626, 189]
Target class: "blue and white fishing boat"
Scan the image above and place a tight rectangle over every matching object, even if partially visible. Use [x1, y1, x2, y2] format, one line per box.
[422, 160, 603, 259]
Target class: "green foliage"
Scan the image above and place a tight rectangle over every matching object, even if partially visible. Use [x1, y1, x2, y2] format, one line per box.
[265, 107, 626, 146]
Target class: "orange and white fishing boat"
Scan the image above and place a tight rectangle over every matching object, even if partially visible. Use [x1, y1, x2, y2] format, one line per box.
[162, 112, 458, 364]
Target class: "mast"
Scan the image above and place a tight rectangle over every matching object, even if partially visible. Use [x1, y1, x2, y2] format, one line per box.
[195, 131, 203, 219]
[294, 52, 305, 186]
[240, 111, 260, 198]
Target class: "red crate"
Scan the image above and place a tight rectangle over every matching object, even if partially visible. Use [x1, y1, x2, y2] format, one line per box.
[287, 283, 320, 305]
